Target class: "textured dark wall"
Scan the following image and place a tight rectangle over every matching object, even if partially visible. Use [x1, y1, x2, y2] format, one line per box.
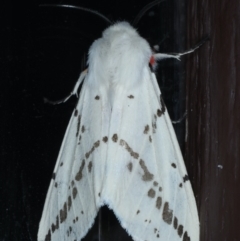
[186, 1, 240, 241]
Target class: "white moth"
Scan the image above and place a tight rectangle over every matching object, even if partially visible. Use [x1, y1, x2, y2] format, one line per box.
[38, 22, 199, 241]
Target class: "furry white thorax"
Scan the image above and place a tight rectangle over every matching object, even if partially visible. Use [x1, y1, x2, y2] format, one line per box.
[87, 22, 152, 89]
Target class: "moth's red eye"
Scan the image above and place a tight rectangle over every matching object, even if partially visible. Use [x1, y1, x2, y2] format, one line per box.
[149, 56, 155, 66]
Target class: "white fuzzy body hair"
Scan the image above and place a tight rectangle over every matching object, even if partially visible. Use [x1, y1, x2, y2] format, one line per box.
[88, 22, 151, 90]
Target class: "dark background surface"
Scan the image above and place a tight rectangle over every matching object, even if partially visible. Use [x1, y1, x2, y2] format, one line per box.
[186, 0, 240, 241]
[1, 0, 239, 240]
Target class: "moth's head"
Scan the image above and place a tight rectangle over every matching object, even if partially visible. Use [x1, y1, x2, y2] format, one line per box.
[99, 21, 152, 65]
[102, 21, 141, 43]
[101, 22, 162, 72]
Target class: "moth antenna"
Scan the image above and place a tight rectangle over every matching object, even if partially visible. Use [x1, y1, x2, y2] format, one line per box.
[39, 4, 112, 24]
[81, 52, 87, 70]
[44, 69, 87, 105]
[133, 0, 165, 26]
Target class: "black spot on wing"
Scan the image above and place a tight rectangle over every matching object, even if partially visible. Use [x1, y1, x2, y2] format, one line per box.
[152, 114, 157, 133]
[102, 136, 108, 142]
[183, 174, 189, 182]
[154, 228, 160, 239]
[72, 187, 77, 199]
[179, 183, 183, 188]
[60, 202, 67, 223]
[112, 134, 118, 142]
[171, 163, 177, 168]
[178, 225, 184, 237]
[136, 210, 140, 214]
[183, 231, 191, 241]
[66, 226, 73, 237]
[76, 115, 81, 137]
[156, 196, 162, 209]
[85, 141, 100, 159]
[162, 202, 173, 224]
[148, 188, 156, 198]
[159, 187, 162, 192]
[45, 229, 51, 241]
[119, 139, 139, 159]
[95, 95, 100, 100]
[81, 125, 85, 133]
[52, 173, 56, 180]
[127, 162, 133, 172]
[157, 109, 162, 117]
[51, 216, 59, 233]
[149, 135, 152, 142]
[74, 109, 78, 116]
[174, 217, 178, 229]
[139, 159, 154, 181]
[75, 160, 85, 181]
[67, 196, 72, 211]
[78, 134, 82, 145]
[88, 161, 92, 173]
[157, 95, 166, 117]
[144, 125, 150, 134]
[94, 140, 100, 147]
[128, 95, 134, 99]
[153, 181, 158, 186]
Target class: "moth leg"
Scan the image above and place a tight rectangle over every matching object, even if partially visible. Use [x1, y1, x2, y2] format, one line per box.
[153, 36, 209, 61]
[44, 69, 88, 105]
[171, 112, 187, 124]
